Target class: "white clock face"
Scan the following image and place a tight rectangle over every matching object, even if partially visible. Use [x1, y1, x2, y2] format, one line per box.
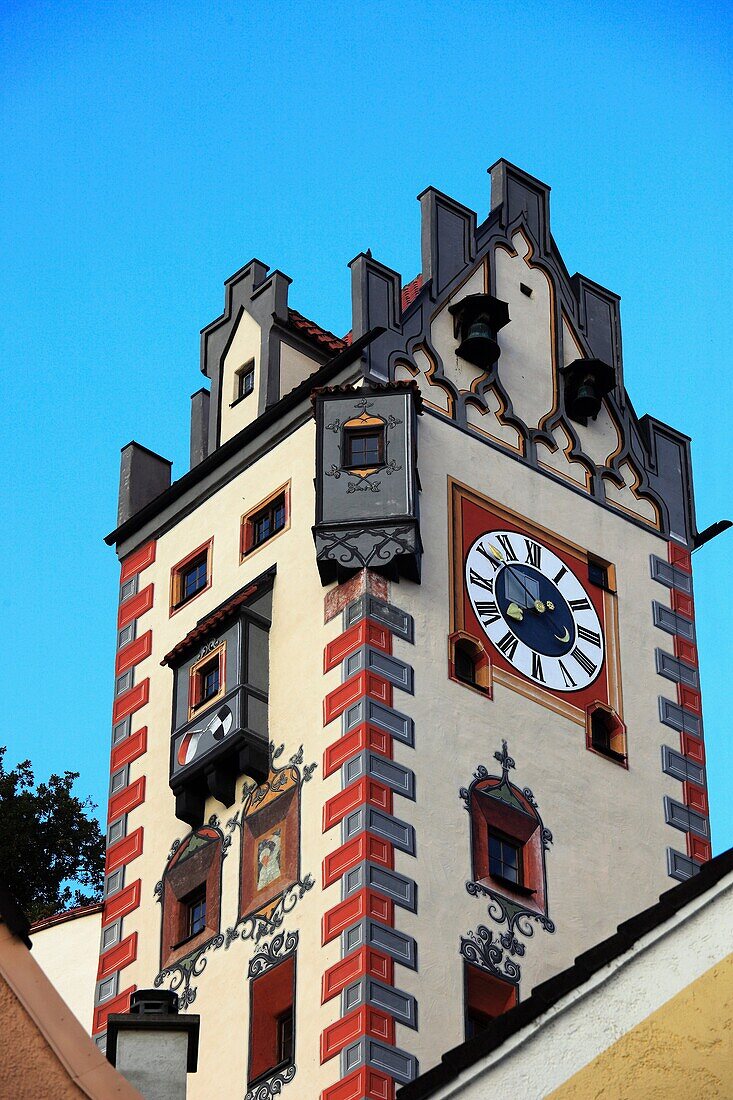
[465, 529, 605, 692]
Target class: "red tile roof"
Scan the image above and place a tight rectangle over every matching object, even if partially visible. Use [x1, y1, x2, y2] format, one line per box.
[162, 570, 275, 667]
[30, 901, 104, 932]
[401, 273, 423, 310]
[286, 308, 349, 355]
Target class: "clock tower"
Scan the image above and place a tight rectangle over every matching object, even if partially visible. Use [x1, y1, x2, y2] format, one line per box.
[96, 160, 716, 1100]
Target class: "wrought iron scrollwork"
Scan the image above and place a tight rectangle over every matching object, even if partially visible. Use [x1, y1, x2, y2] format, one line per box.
[244, 1064, 297, 1100]
[248, 930, 299, 978]
[460, 925, 521, 985]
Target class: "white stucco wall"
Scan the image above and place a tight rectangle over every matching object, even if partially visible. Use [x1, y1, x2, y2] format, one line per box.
[31, 906, 102, 1032]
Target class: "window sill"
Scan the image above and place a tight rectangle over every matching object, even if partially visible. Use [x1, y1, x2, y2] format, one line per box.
[488, 874, 536, 897]
[248, 1059, 294, 1089]
[170, 928, 209, 951]
[590, 744, 628, 766]
[230, 390, 254, 409]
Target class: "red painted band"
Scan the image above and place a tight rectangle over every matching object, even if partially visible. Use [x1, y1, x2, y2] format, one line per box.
[120, 541, 156, 583]
[105, 827, 144, 874]
[112, 679, 150, 725]
[118, 584, 154, 629]
[108, 777, 146, 823]
[110, 727, 148, 772]
[93, 986, 135, 1034]
[97, 931, 138, 980]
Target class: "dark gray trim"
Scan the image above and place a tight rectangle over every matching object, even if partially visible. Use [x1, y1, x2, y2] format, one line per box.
[340, 861, 417, 912]
[107, 816, 127, 846]
[652, 601, 695, 641]
[343, 646, 414, 694]
[342, 977, 418, 1030]
[663, 796, 709, 838]
[342, 807, 416, 855]
[661, 745, 704, 785]
[342, 698, 415, 747]
[342, 918, 418, 970]
[658, 697, 702, 737]
[343, 594, 415, 642]
[650, 555, 693, 593]
[655, 650, 699, 689]
[667, 848, 701, 882]
[342, 1037, 418, 1084]
[112, 717, 132, 745]
[342, 751, 416, 800]
[119, 576, 138, 603]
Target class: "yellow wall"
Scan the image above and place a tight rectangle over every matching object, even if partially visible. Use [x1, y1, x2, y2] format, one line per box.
[550, 952, 733, 1100]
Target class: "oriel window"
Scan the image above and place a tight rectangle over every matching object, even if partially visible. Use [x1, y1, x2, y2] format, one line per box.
[344, 426, 384, 468]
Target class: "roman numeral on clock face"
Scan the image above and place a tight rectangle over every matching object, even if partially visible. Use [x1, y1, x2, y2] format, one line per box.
[469, 568, 494, 594]
[496, 631, 518, 660]
[571, 647, 597, 676]
[531, 652, 545, 683]
[525, 540, 542, 568]
[569, 598, 591, 612]
[475, 543, 502, 571]
[577, 626, 602, 648]
[495, 534, 518, 561]
[553, 565, 568, 585]
[558, 660, 576, 688]
[475, 600, 500, 626]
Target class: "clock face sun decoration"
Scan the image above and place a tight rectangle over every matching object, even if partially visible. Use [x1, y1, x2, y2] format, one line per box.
[465, 529, 605, 692]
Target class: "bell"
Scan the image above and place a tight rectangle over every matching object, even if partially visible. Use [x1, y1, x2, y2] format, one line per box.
[456, 316, 501, 369]
[569, 375, 602, 420]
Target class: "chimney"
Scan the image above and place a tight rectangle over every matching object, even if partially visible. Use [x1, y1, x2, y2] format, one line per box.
[106, 989, 199, 1100]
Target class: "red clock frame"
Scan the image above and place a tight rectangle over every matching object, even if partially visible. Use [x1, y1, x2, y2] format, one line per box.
[449, 478, 623, 727]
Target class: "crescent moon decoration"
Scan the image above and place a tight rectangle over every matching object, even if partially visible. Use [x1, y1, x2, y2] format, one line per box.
[554, 628, 570, 643]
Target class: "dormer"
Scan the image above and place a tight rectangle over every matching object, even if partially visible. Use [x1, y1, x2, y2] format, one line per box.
[196, 259, 349, 457]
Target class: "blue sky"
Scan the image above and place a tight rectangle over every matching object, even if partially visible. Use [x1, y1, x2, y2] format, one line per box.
[1, 1, 731, 853]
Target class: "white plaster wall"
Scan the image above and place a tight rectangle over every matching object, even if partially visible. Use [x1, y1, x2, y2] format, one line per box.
[117, 399, 686, 1097]
[279, 343, 319, 399]
[388, 409, 683, 1073]
[493, 232, 555, 430]
[219, 311, 261, 444]
[31, 909, 101, 1032]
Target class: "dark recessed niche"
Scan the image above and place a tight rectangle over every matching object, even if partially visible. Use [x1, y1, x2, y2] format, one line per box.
[520, 283, 533, 298]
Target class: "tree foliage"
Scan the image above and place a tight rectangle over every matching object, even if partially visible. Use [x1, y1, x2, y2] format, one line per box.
[0, 747, 105, 922]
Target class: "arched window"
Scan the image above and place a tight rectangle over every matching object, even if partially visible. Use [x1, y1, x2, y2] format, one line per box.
[586, 702, 627, 764]
[466, 742, 549, 917]
[449, 632, 491, 695]
[159, 825, 223, 969]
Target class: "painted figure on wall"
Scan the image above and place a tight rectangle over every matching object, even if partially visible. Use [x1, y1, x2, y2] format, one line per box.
[257, 830, 282, 890]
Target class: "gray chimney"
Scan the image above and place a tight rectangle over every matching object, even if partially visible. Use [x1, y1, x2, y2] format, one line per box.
[106, 989, 199, 1100]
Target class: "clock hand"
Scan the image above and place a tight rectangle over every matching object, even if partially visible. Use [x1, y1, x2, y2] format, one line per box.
[487, 541, 570, 639]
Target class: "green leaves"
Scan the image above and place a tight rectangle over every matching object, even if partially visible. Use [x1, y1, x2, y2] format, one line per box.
[0, 747, 105, 922]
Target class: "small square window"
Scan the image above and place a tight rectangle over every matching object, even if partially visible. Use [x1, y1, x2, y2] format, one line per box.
[189, 643, 226, 717]
[588, 558, 612, 591]
[235, 361, 255, 403]
[242, 488, 289, 557]
[488, 833, 521, 885]
[277, 1008, 294, 1064]
[344, 427, 384, 468]
[171, 541, 213, 612]
[185, 886, 207, 938]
